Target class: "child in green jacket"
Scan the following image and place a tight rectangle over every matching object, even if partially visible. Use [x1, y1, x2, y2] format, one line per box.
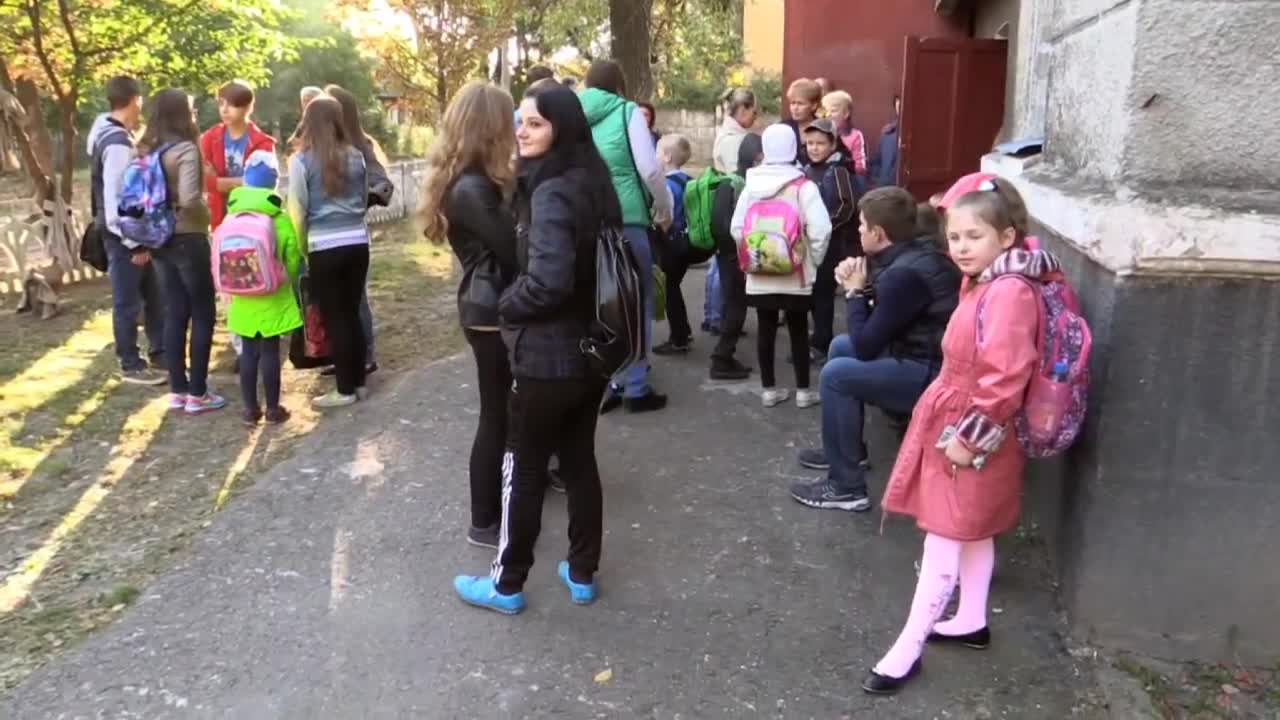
[225, 151, 302, 425]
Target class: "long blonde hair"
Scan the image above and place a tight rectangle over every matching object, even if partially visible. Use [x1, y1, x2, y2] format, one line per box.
[418, 81, 515, 242]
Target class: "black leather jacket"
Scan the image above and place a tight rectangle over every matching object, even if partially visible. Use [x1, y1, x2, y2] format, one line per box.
[445, 169, 517, 329]
[499, 166, 600, 380]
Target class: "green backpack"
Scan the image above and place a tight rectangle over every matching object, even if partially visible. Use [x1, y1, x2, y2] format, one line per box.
[684, 167, 744, 253]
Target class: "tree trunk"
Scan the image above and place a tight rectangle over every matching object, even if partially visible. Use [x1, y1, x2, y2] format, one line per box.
[609, 0, 654, 101]
[13, 78, 56, 205]
[57, 90, 77, 202]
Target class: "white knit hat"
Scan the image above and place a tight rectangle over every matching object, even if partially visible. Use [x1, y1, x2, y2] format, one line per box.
[762, 124, 797, 165]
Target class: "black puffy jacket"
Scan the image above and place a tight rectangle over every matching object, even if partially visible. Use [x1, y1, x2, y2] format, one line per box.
[499, 166, 601, 380]
[445, 169, 517, 329]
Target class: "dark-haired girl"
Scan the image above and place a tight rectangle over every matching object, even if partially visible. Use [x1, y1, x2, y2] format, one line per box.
[453, 83, 620, 614]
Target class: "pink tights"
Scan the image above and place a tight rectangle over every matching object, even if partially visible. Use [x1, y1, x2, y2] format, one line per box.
[873, 533, 995, 678]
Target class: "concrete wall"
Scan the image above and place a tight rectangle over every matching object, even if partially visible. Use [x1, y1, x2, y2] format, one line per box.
[1024, 226, 1280, 665]
[1034, 0, 1280, 190]
[655, 109, 781, 171]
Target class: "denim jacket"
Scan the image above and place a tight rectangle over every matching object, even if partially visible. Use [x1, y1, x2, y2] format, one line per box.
[287, 147, 368, 252]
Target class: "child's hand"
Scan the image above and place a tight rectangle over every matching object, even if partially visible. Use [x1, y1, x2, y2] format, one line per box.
[944, 437, 976, 468]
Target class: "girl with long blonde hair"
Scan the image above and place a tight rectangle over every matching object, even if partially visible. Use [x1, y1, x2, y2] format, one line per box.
[418, 80, 518, 549]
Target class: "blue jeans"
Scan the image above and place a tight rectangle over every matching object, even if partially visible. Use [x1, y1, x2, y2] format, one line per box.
[703, 261, 722, 328]
[820, 335, 932, 495]
[153, 234, 217, 397]
[613, 226, 654, 399]
[105, 235, 165, 371]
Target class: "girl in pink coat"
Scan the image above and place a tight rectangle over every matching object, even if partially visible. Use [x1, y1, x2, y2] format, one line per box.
[863, 177, 1058, 695]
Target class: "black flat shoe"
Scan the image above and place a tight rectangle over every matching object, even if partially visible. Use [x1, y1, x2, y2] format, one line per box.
[861, 658, 922, 696]
[927, 626, 991, 649]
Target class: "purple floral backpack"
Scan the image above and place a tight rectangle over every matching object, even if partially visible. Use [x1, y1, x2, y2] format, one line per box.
[990, 273, 1092, 457]
[117, 142, 177, 249]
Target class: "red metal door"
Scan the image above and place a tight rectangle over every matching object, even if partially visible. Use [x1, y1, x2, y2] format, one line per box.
[899, 37, 1008, 201]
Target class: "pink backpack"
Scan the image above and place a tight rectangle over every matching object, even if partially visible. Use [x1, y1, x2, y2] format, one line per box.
[211, 212, 286, 296]
[737, 177, 807, 281]
[983, 274, 1092, 458]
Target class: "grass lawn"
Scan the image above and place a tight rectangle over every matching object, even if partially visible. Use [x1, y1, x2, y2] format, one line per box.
[0, 221, 462, 694]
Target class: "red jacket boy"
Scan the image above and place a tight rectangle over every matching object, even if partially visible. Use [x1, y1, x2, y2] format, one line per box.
[200, 81, 275, 230]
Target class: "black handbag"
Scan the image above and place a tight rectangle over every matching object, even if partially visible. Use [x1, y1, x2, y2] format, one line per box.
[79, 222, 109, 272]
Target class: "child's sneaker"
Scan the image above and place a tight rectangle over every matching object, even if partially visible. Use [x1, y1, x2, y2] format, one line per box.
[185, 392, 227, 415]
[453, 575, 526, 615]
[313, 391, 357, 409]
[241, 407, 263, 426]
[265, 406, 291, 425]
[762, 388, 791, 407]
[167, 393, 188, 410]
[795, 389, 820, 408]
[557, 561, 598, 605]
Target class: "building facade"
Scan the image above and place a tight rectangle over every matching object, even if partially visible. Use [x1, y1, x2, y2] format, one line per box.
[773, 0, 1280, 665]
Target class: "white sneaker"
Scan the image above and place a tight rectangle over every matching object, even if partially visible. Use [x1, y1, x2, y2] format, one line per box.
[312, 391, 358, 409]
[762, 388, 791, 407]
[795, 389, 820, 408]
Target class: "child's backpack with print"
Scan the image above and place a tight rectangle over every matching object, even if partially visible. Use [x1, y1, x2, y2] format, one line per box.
[117, 143, 177, 249]
[211, 211, 287, 296]
[685, 167, 743, 255]
[738, 177, 807, 280]
[986, 273, 1092, 457]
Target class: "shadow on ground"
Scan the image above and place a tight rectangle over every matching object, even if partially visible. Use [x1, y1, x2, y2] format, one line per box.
[2, 267, 1106, 718]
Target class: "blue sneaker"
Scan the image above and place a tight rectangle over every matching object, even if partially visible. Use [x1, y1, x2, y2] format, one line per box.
[557, 561, 597, 605]
[453, 575, 526, 615]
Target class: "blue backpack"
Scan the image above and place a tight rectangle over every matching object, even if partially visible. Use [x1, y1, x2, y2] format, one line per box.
[118, 143, 177, 248]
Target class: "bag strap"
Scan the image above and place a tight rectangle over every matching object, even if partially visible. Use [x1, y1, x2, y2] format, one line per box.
[619, 105, 655, 215]
[975, 274, 1046, 355]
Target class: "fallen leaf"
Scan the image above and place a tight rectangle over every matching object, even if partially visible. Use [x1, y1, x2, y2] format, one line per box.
[594, 669, 613, 684]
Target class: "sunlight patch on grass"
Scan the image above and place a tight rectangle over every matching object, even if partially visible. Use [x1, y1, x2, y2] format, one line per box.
[0, 394, 168, 614]
[0, 313, 112, 417]
[0, 379, 117, 500]
[403, 241, 454, 280]
[213, 428, 263, 513]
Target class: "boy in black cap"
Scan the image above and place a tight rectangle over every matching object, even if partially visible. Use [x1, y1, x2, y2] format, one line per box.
[803, 117, 862, 362]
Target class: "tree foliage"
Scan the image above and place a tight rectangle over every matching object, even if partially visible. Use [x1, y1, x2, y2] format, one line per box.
[339, 0, 519, 121]
[509, 0, 607, 90]
[651, 0, 749, 112]
[0, 0, 294, 202]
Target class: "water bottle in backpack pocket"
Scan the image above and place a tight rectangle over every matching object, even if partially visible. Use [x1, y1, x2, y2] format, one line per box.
[737, 177, 807, 280]
[117, 142, 177, 249]
[211, 211, 287, 296]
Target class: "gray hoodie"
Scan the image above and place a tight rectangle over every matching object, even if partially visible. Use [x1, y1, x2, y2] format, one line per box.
[87, 113, 134, 244]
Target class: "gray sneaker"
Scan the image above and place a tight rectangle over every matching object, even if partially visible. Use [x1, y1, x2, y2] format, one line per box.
[790, 479, 872, 512]
[121, 367, 166, 386]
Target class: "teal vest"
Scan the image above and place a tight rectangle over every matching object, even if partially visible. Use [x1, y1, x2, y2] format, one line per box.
[580, 89, 651, 227]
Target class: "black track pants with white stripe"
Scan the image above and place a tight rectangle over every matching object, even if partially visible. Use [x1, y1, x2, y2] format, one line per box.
[491, 375, 607, 595]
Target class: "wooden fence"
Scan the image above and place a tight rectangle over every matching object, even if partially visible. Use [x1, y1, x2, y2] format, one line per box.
[0, 160, 427, 296]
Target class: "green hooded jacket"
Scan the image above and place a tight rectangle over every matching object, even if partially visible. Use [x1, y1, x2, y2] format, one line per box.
[577, 87, 650, 227]
[224, 186, 304, 339]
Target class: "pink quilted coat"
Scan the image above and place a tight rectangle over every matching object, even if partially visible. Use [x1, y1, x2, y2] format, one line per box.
[882, 249, 1059, 541]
